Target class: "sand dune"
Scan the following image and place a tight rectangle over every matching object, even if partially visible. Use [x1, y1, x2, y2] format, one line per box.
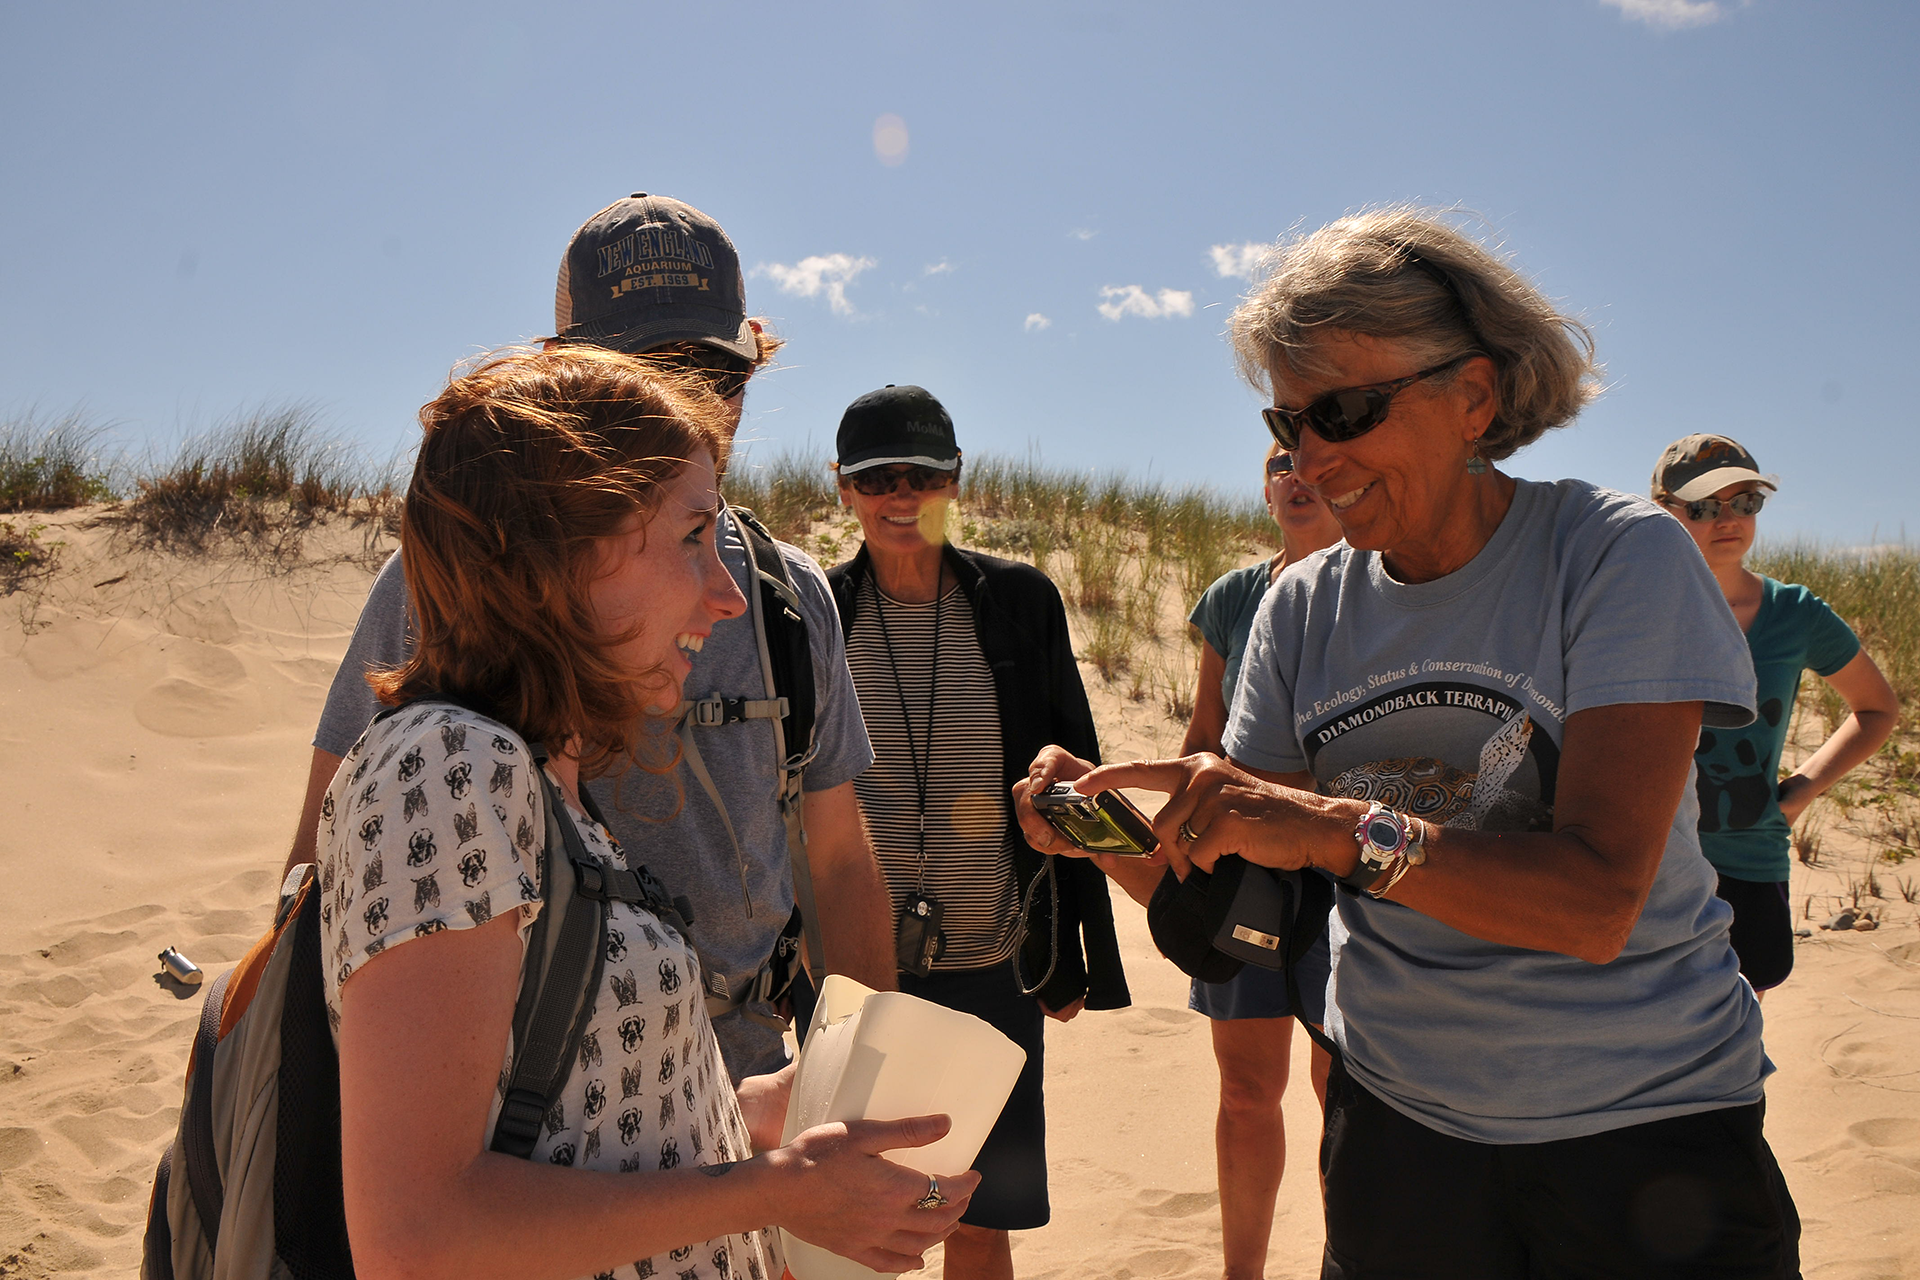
[2, 511, 1916, 1278]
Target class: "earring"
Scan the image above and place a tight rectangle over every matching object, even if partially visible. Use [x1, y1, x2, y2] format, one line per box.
[1466, 441, 1489, 476]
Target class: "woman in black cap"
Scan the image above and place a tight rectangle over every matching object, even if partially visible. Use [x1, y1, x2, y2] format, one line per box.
[1652, 433, 1897, 995]
[825, 384, 1130, 1280]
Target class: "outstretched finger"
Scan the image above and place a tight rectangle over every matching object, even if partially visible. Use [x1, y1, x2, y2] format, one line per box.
[1075, 757, 1197, 797]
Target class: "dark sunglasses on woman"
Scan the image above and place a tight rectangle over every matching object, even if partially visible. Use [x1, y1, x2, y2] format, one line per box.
[845, 464, 959, 496]
[1265, 453, 1296, 477]
[1261, 353, 1477, 450]
[1668, 490, 1767, 522]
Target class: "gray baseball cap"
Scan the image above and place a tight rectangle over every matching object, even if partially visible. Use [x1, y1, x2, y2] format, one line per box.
[553, 193, 757, 360]
[1651, 434, 1777, 502]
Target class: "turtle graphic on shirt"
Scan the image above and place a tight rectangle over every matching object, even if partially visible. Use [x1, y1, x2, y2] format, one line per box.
[1329, 711, 1547, 832]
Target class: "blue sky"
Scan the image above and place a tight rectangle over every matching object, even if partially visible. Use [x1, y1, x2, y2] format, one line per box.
[3, 0, 1914, 543]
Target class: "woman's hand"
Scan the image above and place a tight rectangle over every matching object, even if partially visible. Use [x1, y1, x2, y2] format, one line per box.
[1012, 745, 1098, 857]
[1074, 754, 1346, 880]
[1039, 996, 1085, 1023]
[1776, 773, 1817, 827]
[734, 1062, 795, 1154]
[767, 1116, 980, 1273]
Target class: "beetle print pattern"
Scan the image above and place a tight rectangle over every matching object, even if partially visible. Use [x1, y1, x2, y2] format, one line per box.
[313, 702, 770, 1280]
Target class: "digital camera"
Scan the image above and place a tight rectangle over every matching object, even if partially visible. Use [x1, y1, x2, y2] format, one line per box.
[1030, 782, 1159, 857]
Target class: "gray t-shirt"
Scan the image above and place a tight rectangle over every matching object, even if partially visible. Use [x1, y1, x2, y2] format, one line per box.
[1225, 478, 1768, 1144]
[313, 507, 875, 1080]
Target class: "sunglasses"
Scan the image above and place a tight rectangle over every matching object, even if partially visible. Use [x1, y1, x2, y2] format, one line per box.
[845, 464, 958, 496]
[1265, 453, 1296, 477]
[1669, 490, 1766, 522]
[1261, 355, 1475, 451]
[644, 345, 755, 400]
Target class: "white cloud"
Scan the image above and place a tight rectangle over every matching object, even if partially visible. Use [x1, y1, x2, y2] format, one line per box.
[1069, 227, 1098, 241]
[1209, 242, 1266, 280]
[1024, 313, 1052, 332]
[924, 259, 956, 276]
[754, 254, 877, 316]
[1599, 0, 1727, 29]
[1097, 285, 1195, 322]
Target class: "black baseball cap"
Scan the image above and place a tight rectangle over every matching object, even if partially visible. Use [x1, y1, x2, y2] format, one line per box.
[834, 384, 961, 475]
[553, 193, 757, 360]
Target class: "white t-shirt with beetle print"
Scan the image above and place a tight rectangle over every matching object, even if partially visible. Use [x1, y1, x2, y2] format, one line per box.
[317, 701, 779, 1280]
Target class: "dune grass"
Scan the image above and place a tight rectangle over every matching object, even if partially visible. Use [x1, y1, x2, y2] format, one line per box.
[8, 415, 1917, 750]
[723, 446, 1276, 717]
[0, 411, 118, 511]
[124, 405, 394, 554]
[1, 518, 64, 595]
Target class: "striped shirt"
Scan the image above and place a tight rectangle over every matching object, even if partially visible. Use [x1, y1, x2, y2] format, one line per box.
[846, 577, 1019, 970]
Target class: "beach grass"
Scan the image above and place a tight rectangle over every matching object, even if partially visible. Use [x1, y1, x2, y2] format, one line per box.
[0, 411, 118, 511]
[123, 406, 383, 553]
[1752, 542, 1920, 731]
[1, 517, 64, 595]
[8, 421, 1917, 749]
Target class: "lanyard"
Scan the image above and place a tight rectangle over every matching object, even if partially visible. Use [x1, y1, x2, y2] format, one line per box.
[872, 571, 943, 891]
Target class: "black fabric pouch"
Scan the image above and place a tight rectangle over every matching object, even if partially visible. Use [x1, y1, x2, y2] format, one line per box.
[1146, 857, 1330, 983]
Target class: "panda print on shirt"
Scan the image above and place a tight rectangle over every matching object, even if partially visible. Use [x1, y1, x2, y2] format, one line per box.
[317, 703, 778, 1280]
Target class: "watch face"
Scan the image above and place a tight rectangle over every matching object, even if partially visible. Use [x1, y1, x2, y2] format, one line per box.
[1365, 815, 1406, 856]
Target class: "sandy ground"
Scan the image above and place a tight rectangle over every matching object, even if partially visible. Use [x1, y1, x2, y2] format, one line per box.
[3, 512, 1917, 1279]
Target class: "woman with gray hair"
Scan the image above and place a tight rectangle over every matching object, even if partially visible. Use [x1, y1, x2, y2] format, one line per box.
[1018, 209, 1800, 1277]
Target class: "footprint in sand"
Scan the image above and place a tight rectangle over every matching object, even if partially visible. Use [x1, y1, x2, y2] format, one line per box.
[1801, 1117, 1920, 1195]
[165, 596, 240, 645]
[1820, 1030, 1919, 1085]
[1115, 1006, 1200, 1039]
[133, 638, 259, 737]
[1135, 1188, 1218, 1218]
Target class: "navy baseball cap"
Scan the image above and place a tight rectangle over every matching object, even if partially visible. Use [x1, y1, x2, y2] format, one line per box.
[834, 385, 961, 475]
[553, 193, 757, 360]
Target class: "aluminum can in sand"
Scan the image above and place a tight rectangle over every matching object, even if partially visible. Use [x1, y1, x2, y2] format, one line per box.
[159, 947, 204, 985]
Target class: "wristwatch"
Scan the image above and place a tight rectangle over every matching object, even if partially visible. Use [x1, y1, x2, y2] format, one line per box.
[1343, 801, 1425, 893]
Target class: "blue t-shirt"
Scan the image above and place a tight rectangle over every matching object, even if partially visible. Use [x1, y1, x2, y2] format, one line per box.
[1189, 561, 1272, 707]
[1225, 478, 1768, 1144]
[1696, 576, 1860, 883]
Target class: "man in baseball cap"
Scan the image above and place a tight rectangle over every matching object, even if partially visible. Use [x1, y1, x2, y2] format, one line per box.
[553, 192, 760, 361]
[288, 193, 896, 1081]
[1651, 433, 1778, 503]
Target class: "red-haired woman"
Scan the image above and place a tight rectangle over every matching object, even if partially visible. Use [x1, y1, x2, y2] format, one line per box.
[318, 348, 974, 1280]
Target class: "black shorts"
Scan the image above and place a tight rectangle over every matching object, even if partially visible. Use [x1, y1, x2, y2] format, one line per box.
[897, 962, 1049, 1231]
[1716, 874, 1795, 991]
[1320, 1058, 1800, 1279]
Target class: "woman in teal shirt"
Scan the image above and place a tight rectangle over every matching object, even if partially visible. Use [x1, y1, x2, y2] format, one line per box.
[1182, 442, 1342, 1280]
[1654, 434, 1899, 993]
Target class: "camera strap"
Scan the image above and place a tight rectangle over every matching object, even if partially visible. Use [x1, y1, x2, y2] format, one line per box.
[873, 571, 944, 895]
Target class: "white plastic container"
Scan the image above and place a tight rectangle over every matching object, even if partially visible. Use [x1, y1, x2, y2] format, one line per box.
[778, 975, 1027, 1280]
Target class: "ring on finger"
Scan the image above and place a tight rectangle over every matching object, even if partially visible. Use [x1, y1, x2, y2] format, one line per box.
[913, 1174, 949, 1210]
[1178, 819, 1201, 844]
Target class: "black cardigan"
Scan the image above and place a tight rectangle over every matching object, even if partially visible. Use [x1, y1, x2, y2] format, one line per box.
[828, 544, 1132, 1013]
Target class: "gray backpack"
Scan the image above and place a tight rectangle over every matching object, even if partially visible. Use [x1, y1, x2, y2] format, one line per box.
[141, 726, 681, 1280]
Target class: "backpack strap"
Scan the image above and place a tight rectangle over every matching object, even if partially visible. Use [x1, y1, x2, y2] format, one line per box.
[490, 742, 664, 1159]
[725, 505, 826, 988]
[179, 966, 233, 1251]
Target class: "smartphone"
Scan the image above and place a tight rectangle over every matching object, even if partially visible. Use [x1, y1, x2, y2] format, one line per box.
[1030, 782, 1159, 857]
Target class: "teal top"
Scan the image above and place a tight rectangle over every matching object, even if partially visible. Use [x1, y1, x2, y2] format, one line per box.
[1695, 576, 1860, 882]
[1189, 561, 1272, 710]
